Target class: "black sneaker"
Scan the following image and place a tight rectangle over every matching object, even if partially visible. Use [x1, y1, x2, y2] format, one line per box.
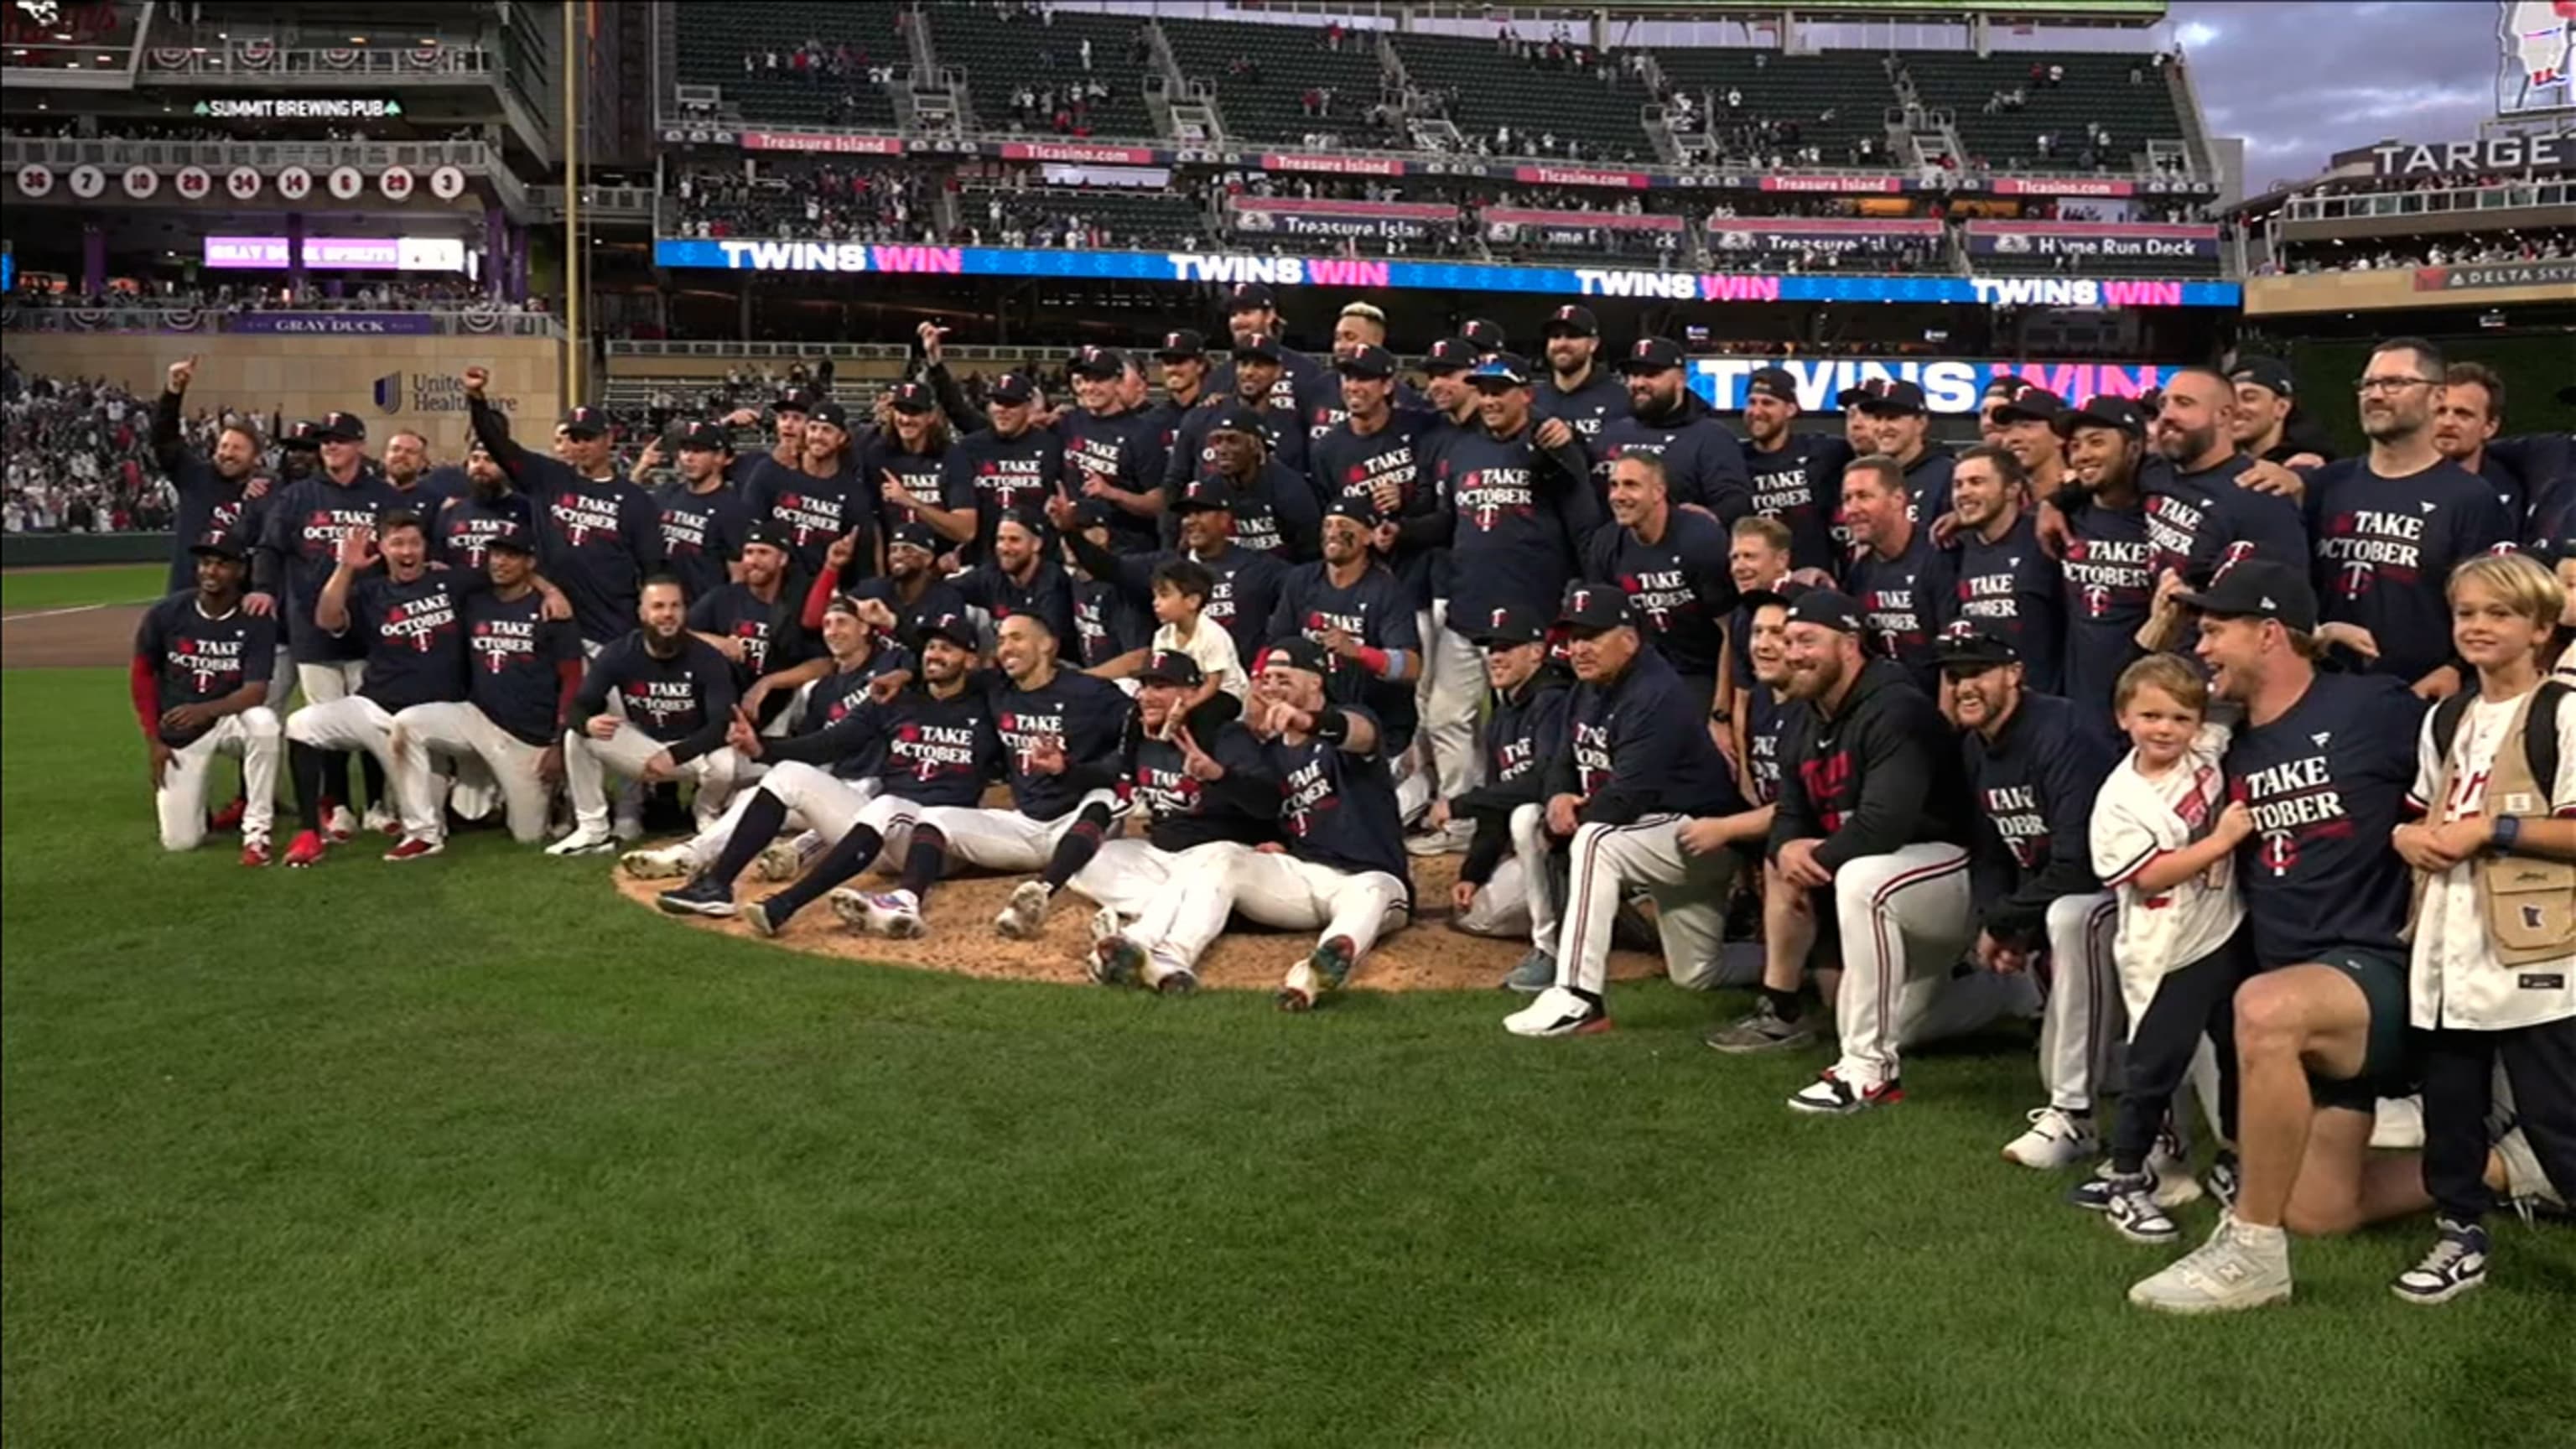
[656, 875, 738, 918]
[1704, 1000, 1815, 1054]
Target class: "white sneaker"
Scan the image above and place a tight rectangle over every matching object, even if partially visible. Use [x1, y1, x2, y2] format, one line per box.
[2148, 1130, 2206, 1208]
[324, 803, 360, 842]
[754, 835, 816, 881]
[2127, 1213, 2293, 1316]
[610, 814, 646, 844]
[620, 844, 695, 880]
[2371, 1093, 2425, 1150]
[1404, 819, 1474, 857]
[994, 880, 1052, 939]
[546, 825, 617, 856]
[361, 802, 399, 836]
[1503, 986, 1607, 1038]
[1088, 904, 1124, 944]
[2002, 1107, 2099, 1169]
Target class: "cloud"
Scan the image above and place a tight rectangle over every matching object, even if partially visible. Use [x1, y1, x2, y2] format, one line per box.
[2168, 0, 2502, 178]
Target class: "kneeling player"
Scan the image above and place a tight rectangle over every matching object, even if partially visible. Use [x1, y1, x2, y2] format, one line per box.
[136, 529, 280, 862]
[1441, 605, 1573, 983]
[549, 576, 744, 855]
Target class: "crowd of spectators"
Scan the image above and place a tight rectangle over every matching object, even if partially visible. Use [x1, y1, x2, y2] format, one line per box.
[2268, 229, 2573, 275]
[5, 279, 527, 313]
[2, 361, 177, 534]
[669, 164, 941, 244]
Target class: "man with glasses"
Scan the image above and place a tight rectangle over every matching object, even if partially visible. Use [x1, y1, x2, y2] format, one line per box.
[2303, 339, 2514, 694]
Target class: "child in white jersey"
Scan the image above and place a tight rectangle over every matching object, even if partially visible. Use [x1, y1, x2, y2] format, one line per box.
[2077, 654, 2255, 1243]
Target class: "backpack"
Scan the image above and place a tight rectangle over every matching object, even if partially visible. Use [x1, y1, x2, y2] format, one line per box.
[2429, 679, 2568, 808]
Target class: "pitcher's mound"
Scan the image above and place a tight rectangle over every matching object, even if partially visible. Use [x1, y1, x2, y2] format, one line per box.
[608, 844, 1672, 993]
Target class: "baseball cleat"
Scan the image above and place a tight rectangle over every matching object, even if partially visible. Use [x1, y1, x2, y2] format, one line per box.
[2391, 1218, 2490, 1306]
[1500, 948, 1557, 993]
[657, 875, 738, 918]
[740, 895, 787, 937]
[362, 802, 399, 837]
[239, 836, 272, 868]
[1276, 960, 1323, 1012]
[994, 880, 1052, 939]
[753, 839, 811, 882]
[545, 826, 617, 856]
[323, 802, 358, 842]
[610, 815, 646, 844]
[1705, 1000, 1816, 1054]
[1089, 934, 1145, 988]
[1787, 1069, 1901, 1115]
[208, 797, 248, 834]
[829, 888, 923, 937]
[1276, 936, 1356, 1011]
[1088, 904, 1124, 943]
[1152, 967, 1199, 997]
[1503, 986, 1609, 1038]
[382, 836, 444, 863]
[2127, 1214, 2293, 1316]
[2002, 1107, 2098, 1169]
[1403, 819, 1473, 856]
[283, 829, 328, 870]
[620, 844, 695, 880]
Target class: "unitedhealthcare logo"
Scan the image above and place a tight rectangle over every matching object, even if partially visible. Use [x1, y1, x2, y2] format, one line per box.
[373, 372, 404, 414]
[372, 371, 512, 416]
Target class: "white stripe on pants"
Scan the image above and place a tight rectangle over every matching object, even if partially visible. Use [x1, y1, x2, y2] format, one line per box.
[1829, 844, 1977, 1090]
[2038, 892, 2125, 1113]
[916, 789, 1124, 873]
[1423, 600, 1486, 801]
[155, 709, 281, 849]
[565, 722, 740, 834]
[1149, 844, 1410, 972]
[1550, 813, 1744, 995]
[388, 702, 555, 844]
[288, 694, 440, 838]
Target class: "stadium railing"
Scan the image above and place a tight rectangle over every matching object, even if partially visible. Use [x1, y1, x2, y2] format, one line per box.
[2, 309, 564, 338]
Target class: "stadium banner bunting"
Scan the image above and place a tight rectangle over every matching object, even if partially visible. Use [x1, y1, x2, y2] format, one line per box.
[226, 312, 442, 335]
[1709, 218, 1944, 256]
[1228, 198, 1457, 242]
[651, 236, 2240, 308]
[2411, 258, 2576, 291]
[1964, 220, 2221, 260]
[1690, 355, 2183, 415]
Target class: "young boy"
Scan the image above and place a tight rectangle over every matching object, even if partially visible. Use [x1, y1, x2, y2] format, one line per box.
[2388, 551, 2575, 1304]
[2080, 654, 2255, 1242]
[1150, 558, 1246, 714]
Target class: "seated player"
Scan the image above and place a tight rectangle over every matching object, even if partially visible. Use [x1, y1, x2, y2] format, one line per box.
[135, 528, 280, 863]
[548, 576, 744, 855]
[1441, 605, 1574, 976]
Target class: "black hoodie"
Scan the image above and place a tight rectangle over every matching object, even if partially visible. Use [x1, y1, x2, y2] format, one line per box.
[1454, 662, 1574, 886]
[1771, 655, 1970, 871]
[1544, 647, 1742, 828]
[1592, 387, 1751, 516]
[1963, 691, 2114, 949]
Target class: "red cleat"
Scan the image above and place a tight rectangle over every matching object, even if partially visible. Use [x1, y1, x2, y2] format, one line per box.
[382, 837, 444, 863]
[283, 829, 328, 869]
[208, 797, 248, 834]
[240, 837, 273, 868]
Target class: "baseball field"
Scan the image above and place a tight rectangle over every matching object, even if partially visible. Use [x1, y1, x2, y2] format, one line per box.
[5, 565, 2571, 1446]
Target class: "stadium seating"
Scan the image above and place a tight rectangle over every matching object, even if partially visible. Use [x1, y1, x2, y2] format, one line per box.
[1969, 248, 2223, 278]
[1390, 32, 1654, 163]
[1902, 51, 2187, 171]
[1162, 18, 1389, 146]
[925, 8, 1159, 140]
[958, 185, 1213, 250]
[673, 1, 906, 129]
[1651, 49, 1896, 164]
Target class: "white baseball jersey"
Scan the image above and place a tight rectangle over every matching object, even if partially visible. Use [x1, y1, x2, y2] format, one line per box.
[2403, 689, 2576, 1031]
[2090, 723, 2244, 1005]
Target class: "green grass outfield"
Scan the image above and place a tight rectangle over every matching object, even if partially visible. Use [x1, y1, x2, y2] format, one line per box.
[4, 667, 2570, 1448]
[2, 564, 169, 615]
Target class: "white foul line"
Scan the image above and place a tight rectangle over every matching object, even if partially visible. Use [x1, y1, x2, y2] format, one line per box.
[1, 603, 111, 622]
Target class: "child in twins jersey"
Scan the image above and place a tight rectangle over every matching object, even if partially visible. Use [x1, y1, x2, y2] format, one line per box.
[2079, 655, 2255, 1244]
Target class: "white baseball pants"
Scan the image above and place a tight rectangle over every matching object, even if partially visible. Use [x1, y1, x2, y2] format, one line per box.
[155, 709, 280, 849]
[1828, 844, 2037, 1090]
[1150, 844, 1410, 971]
[1551, 813, 1747, 995]
[1072, 835, 1187, 921]
[1422, 600, 1486, 801]
[680, 761, 880, 870]
[2038, 892, 2125, 1114]
[288, 694, 440, 838]
[295, 658, 366, 706]
[916, 788, 1124, 872]
[387, 703, 556, 844]
[266, 646, 297, 715]
[565, 722, 740, 834]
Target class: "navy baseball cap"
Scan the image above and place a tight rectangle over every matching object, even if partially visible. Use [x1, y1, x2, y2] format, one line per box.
[1556, 582, 1633, 633]
[282, 419, 325, 452]
[1231, 332, 1283, 364]
[1258, 636, 1331, 675]
[190, 527, 249, 560]
[1174, 478, 1239, 513]
[1470, 353, 1535, 389]
[1619, 336, 1685, 374]
[1335, 344, 1398, 380]
[1992, 387, 2067, 428]
[483, 525, 538, 557]
[886, 382, 936, 414]
[674, 421, 730, 451]
[1935, 621, 2020, 671]
[318, 410, 368, 442]
[919, 611, 981, 651]
[1208, 402, 1270, 437]
[1983, 375, 2035, 404]
[1460, 318, 1508, 353]
[2230, 356, 2296, 398]
[1152, 329, 1208, 361]
[1065, 498, 1114, 532]
[1069, 345, 1125, 378]
[1785, 589, 1867, 635]
[740, 519, 795, 553]
[1423, 337, 1478, 375]
[807, 399, 850, 430]
[1737, 581, 1809, 616]
[888, 522, 941, 553]
[775, 387, 817, 414]
[995, 505, 1050, 538]
[1227, 282, 1277, 312]
[1854, 380, 1928, 416]
[1136, 650, 1205, 687]
[2176, 558, 2319, 632]
[1543, 304, 1600, 338]
[2054, 396, 2149, 439]
[1468, 602, 1548, 647]
[988, 371, 1037, 405]
[2523, 531, 2576, 568]
[558, 406, 608, 439]
[1746, 366, 1800, 406]
[1323, 494, 1381, 527]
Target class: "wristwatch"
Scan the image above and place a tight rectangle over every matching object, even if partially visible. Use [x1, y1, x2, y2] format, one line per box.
[2490, 815, 2522, 853]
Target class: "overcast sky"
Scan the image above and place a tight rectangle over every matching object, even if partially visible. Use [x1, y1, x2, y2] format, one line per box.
[2167, 0, 2521, 190]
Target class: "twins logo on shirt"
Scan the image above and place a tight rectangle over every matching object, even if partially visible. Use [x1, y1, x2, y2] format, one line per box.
[1456, 468, 1537, 532]
[171, 635, 247, 692]
[622, 677, 702, 731]
[471, 617, 538, 673]
[553, 491, 622, 548]
[1862, 576, 1925, 659]
[2060, 536, 2153, 618]
[1340, 445, 1415, 506]
[1955, 565, 2026, 622]
[381, 593, 457, 653]
[1621, 569, 1696, 631]
[1752, 465, 1813, 522]
[2318, 506, 2431, 598]
[1135, 761, 1202, 819]
[1493, 730, 1540, 784]
[299, 506, 382, 557]
[997, 709, 1066, 776]
[1982, 783, 2049, 868]
[1572, 719, 1615, 796]
[1280, 755, 1334, 836]
[975, 458, 1049, 511]
[769, 491, 847, 548]
[2142, 493, 2206, 572]
[891, 719, 982, 780]
[2236, 741, 2354, 876]
[732, 619, 772, 675]
[660, 505, 713, 554]
[1800, 746, 1854, 834]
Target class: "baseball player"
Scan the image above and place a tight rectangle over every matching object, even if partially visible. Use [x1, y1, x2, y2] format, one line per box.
[1947, 443, 2068, 698]
[1849, 378, 1956, 526]
[1166, 336, 1314, 508]
[435, 443, 535, 574]
[1441, 604, 1573, 964]
[1739, 366, 1855, 574]
[1305, 301, 1426, 436]
[1592, 336, 1750, 513]
[653, 612, 1000, 936]
[1059, 501, 1155, 679]
[1582, 450, 1737, 712]
[809, 522, 971, 649]
[385, 528, 583, 848]
[1202, 282, 1333, 422]
[1059, 345, 1167, 554]
[251, 408, 408, 839]
[136, 529, 280, 862]
[1306, 343, 1434, 538]
[2129, 561, 2432, 1315]
[2143, 366, 2309, 579]
[1716, 516, 1795, 755]
[283, 512, 486, 865]
[1940, 625, 2122, 1168]
[940, 370, 1063, 565]
[153, 356, 272, 595]
[1399, 338, 1488, 842]
[1838, 454, 1956, 698]
[909, 612, 1136, 940]
[686, 520, 823, 731]
[647, 421, 751, 602]
[742, 397, 874, 585]
[1531, 305, 1630, 446]
[1266, 495, 1422, 760]
[721, 386, 813, 477]
[1059, 479, 1286, 671]
[859, 382, 971, 551]
[1086, 652, 1281, 993]
[548, 575, 744, 856]
[1140, 330, 1214, 456]
[1176, 399, 1322, 562]
[1992, 385, 2073, 501]
[2052, 397, 2162, 724]
[1115, 639, 1415, 1010]
[1503, 586, 1749, 1036]
[1766, 589, 2035, 1113]
[952, 507, 1079, 647]
[467, 375, 663, 652]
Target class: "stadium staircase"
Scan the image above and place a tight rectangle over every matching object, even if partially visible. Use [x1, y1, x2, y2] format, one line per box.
[1161, 17, 1392, 147]
[1391, 31, 1657, 163]
[1902, 50, 2187, 172]
[671, 3, 909, 130]
[1650, 48, 1898, 164]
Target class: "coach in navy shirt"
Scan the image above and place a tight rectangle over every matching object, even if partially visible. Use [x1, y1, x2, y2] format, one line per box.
[1838, 453, 1954, 697]
[1945, 443, 2065, 697]
[1594, 336, 1751, 515]
[1583, 449, 1737, 709]
[1530, 305, 1631, 448]
[1740, 366, 1854, 573]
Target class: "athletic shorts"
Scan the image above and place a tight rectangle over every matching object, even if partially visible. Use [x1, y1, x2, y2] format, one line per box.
[2307, 945, 2415, 1113]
